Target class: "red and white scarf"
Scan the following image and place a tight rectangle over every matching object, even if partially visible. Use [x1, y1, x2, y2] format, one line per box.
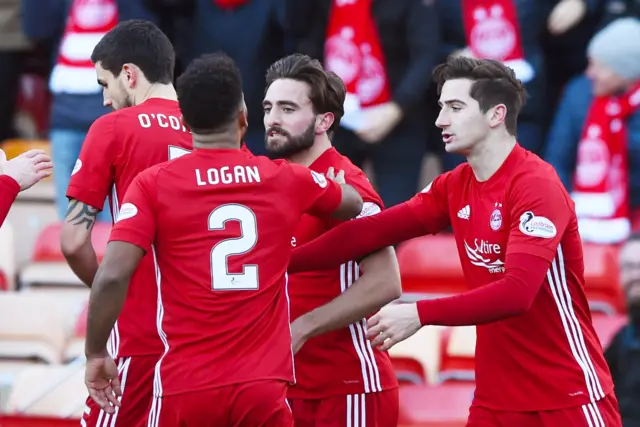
[50, 0, 118, 94]
[324, 0, 391, 128]
[572, 82, 640, 243]
[462, 0, 534, 82]
[212, 0, 249, 8]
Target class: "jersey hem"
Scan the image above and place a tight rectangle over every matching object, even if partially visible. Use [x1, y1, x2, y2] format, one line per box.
[155, 375, 295, 397]
[471, 387, 615, 412]
[287, 383, 399, 400]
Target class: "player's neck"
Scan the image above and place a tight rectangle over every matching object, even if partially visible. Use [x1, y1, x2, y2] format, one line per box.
[134, 83, 177, 105]
[466, 133, 517, 182]
[287, 134, 332, 167]
[193, 129, 242, 150]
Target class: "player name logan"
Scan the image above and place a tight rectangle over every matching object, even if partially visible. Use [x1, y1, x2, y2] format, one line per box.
[195, 166, 261, 186]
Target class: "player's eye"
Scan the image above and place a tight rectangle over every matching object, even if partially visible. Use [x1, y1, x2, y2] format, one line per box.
[263, 107, 271, 114]
[283, 107, 294, 113]
[451, 106, 461, 112]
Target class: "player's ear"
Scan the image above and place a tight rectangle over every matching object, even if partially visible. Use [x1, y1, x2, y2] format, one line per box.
[237, 108, 248, 140]
[316, 112, 334, 135]
[180, 116, 191, 132]
[122, 63, 137, 89]
[488, 104, 507, 129]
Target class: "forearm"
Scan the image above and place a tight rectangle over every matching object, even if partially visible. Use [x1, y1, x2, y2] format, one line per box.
[85, 273, 128, 357]
[0, 176, 19, 227]
[289, 202, 429, 273]
[295, 248, 402, 338]
[64, 242, 99, 287]
[417, 253, 549, 326]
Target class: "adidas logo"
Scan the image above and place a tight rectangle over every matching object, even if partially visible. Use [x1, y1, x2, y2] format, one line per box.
[457, 205, 470, 220]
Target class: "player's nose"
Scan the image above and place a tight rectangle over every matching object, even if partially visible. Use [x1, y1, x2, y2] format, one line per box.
[435, 111, 449, 129]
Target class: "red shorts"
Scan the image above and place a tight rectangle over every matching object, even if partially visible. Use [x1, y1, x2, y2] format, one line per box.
[82, 355, 157, 427]
[467, 393, 622, 427]
[152, 380, 293, 427]
[289, 389, 399, 427]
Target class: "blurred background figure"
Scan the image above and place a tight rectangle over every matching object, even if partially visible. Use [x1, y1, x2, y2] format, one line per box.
[289, 0, 440, 208]
[21, 0, 159, 222]
[544, 17, 640, 244]
[0, 0, 31, 143]
[605, 233, 640, 427]
[178, 0, 291, 156]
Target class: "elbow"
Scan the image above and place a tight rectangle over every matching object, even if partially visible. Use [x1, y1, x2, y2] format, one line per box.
[333, 185, 364, 220]
[60, 225, 90, 260]
[384, 274, 403, 302]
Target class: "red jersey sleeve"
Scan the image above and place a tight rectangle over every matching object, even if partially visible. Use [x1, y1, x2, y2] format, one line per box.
[108, 168, 158, 251]
[66, 115, 117, 210]
[405, 172, 451, 233]
[506, 175, 572, 262]
[0, 175, 19, 227]
[290, 164, 342, 217]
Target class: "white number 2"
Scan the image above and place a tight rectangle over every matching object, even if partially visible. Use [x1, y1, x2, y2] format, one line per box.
[208, 204, 259, 291]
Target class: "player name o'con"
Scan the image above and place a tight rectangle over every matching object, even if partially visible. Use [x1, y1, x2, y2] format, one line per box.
[195, 166, 261, 186]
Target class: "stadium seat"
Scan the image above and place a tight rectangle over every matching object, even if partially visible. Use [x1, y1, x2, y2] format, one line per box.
[0, 360, 41, 411]
[0, 293, 66, 364]
[396, 234, 466, 301]
[19, 221, 111, 287]
[0, 139, 50, 161]
[439, 326, 476, 383]
[591, 313, 627, 349]
[582, 243, 625, 315]
[5, 202, 57, 270]
[389, 325, 442, 385]
[15, 73, 51, 138]
[398, 383, 474, 427]
[5, 361, 86, 418]
[63, 301, 88, 362]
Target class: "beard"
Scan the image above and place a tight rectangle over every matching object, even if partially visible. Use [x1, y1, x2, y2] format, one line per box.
[626, 282, 640, 324]
[265, 121, 315, 159]
[111, 81, 134, 110]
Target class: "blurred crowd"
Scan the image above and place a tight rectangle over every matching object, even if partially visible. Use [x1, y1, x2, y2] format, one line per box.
[0, 0, 639, 232]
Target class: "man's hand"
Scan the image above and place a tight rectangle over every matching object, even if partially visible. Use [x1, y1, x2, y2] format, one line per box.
[356, 102, 403, 144]
[85, 355, 122, 414]
[326, 167, 345, 184]
[366, 302, 422, 351]
[547, 0, 586, 35]
[290, 316, 312, 354]
[0, 148, 52, 191]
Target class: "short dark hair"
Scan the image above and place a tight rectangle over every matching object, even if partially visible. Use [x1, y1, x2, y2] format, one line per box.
[433, 56, 527, 136]
[265, 54, 346, 133]
[176, 52, 244, 133]
[91, 20, 175, 84]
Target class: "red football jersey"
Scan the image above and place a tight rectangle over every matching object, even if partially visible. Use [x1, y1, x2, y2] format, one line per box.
[407, 144, 614, 411]
[288, 147, 398, 399]
[109, 148, 343, 396]
[67, 98, 192, 358]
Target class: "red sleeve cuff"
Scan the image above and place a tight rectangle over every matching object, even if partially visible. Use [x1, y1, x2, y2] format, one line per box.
[0, 175, 20, 195]
[67, 185, 107, 211]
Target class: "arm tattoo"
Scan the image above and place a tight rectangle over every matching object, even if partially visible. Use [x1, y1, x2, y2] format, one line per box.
[65, 199, 100, 230]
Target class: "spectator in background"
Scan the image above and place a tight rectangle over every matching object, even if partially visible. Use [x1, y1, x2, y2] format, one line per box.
[605, 233, 640, 427]
[289, 0, 439, 208]
[0, 0, 31, 143]
[178, 0, 291, 156]
[21, 0, 159, 222]
[437, 0, 598, 171]
[599, 0, 640, 29]
[544, 17, 640, 244]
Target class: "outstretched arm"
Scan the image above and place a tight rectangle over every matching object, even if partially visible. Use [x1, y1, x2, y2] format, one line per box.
[291, 246, 402, 353]
[289, 202, 434, 273]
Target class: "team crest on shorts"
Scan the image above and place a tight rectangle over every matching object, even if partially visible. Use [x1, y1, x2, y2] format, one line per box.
[490, 208, 502, 231]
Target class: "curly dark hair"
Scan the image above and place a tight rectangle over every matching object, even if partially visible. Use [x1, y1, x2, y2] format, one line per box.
[176, 52, 244, 133]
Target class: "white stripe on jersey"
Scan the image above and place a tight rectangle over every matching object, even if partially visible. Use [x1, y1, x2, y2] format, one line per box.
[341, 261, 382, 393]
[346, 394, 366, 427]
[547, 244, 605, 404]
